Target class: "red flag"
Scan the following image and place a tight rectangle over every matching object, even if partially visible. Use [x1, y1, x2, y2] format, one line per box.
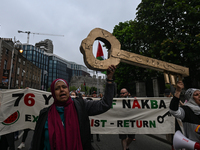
[96, 42, 104, 60]
[84, 81, 87, 92]
[96, 42, 106, 74]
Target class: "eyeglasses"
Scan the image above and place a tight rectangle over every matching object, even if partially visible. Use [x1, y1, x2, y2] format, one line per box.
[120, 92, 127, 95]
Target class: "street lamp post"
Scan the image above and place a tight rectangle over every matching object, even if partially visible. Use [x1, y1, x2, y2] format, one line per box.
[8, 37, 23, 89]
[42, 70, 48, 90]
[8, 45, 15, 89]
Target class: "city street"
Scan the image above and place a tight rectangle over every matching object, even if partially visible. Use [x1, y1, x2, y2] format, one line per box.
[91, 134, 171, 150]
[14, 130, 171, 150]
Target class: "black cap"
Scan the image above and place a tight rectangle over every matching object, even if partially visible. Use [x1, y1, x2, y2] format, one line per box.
[92, 91, 97, 94]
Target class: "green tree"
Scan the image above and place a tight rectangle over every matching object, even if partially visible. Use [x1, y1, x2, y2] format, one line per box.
[69, 86, 77, 92]
[113, 21, 157, 94]
[113, 0, 200, 91]
[80, 84, 90, 94]
[135, 0, 200, 88]
[47, 87, 51, 92]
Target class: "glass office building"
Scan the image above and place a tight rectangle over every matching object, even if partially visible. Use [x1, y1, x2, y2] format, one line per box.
[22, 44, 89, 90]
[46, 54, 72, 88]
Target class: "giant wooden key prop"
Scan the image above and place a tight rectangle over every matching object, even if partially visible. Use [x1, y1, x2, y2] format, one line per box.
[80, 28, 189, 85]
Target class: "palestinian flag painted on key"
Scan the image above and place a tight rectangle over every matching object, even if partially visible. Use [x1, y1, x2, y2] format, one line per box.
[96, 42, 106, 74]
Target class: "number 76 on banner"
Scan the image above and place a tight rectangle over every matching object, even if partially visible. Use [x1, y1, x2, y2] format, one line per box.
[12, 93, 52, 107]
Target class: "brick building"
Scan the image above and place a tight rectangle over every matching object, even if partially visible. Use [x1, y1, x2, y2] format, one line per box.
[0, 38, 41, 89]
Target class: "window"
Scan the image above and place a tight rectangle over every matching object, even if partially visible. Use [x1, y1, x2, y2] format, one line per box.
[12, 64, 14, 73]
[4, 60, 7, 69]
[6, 49, 9, 55]
[23, 61, 25, 65]
[17, 67, 20, 75]
[21, 81, 23, 87]
[18, 58, 21, 63]
[22, 71, 24, 77]
[16, 80, 18, 84]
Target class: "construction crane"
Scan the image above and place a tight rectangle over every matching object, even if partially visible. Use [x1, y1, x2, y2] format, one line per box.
[18, 30, 64, 44]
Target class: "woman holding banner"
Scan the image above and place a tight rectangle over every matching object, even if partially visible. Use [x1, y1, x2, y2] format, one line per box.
[30, 65, 116, 150]
[169, 81, 200, 149]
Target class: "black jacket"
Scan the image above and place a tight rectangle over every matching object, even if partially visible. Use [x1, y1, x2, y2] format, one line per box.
[30, 82, 114, 150]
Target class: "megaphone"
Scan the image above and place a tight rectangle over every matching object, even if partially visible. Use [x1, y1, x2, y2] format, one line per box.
[173, 130, 200, 150]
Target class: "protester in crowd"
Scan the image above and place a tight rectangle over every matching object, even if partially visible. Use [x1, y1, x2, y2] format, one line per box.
[71, 91, 77, 96]
[169, 81, 200, 147]
[0, 132, 15, 150]
[92, 91, 97, 98]
[15, 87, 31, 149]
[17, 129, 31, 149]
[164, 89, 175, 150]
[99, 93, 103, 98]
[128, 92, 131, 97]
[70, 91, 77, 97]
[0, 98, 15, 150]
[164, 89, 172, 97]
[127, 92, 136, 141]
[119, 88, 135, 150]
[14, 131, 19, 141]
[90, 91, 100, 142]
[30, 65, 116, 150]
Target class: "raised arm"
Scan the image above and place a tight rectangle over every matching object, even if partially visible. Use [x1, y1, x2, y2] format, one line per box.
[85, 65, 116, 116]
[169, 81, 185, 120]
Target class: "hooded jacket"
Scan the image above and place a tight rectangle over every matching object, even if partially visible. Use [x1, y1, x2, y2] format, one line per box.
[169, 88, 200, 144]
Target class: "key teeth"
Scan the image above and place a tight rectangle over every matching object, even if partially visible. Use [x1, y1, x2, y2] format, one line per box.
[163, 72, 183, 87]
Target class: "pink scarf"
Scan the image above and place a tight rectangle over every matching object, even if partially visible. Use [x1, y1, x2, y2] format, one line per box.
[48, 78, 83, 150]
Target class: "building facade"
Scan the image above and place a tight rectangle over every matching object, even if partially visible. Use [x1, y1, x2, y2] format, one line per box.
[15, 54, 41, 89]
[0, 38, 90, 90]
[22, 42, 90, 90]
[35, 39, 53, 53]
[0, 38, 41, 89]
[70, 75, 106, 94]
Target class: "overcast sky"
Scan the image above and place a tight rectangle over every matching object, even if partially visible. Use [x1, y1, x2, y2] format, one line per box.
[0, 0, 141, 76]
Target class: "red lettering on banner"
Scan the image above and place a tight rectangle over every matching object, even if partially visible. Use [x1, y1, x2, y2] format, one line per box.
[136, 120, 142, 128]
[91, 119, 94, 127]
[24, 93, 35, 107]
[132, 100, 141, 109]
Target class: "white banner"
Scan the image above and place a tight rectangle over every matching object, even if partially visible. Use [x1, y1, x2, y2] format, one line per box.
[0, 88, 53, 136]
[90, 97, 175, 134]
[0, 89, 175, 135]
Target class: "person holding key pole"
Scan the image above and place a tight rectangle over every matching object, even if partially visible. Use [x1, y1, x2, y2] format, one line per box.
[30, 65, 116, 150]
[169, 80, 200, 149]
